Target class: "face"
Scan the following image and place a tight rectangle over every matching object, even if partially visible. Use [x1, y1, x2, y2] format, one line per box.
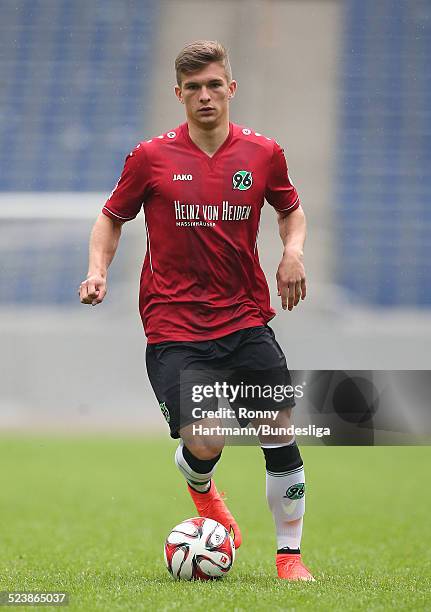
[175, 62, 237, 128]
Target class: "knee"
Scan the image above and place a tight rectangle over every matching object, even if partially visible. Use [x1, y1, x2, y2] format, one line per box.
[258, 407, 294, 446]
[183, 438, 224, 460]
[179, 419, 225, 459]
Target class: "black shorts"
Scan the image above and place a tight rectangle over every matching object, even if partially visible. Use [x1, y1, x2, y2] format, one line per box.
[145, 325, 295, 439]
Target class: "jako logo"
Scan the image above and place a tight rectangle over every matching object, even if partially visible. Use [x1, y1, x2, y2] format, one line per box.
[173, 174, 193, 181]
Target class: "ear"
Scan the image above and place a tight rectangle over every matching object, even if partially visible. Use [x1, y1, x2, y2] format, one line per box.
[228, 80, 237, 100]
[175, 85, 184, 104]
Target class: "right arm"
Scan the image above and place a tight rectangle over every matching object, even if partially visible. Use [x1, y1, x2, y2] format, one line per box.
[79, 213, 123, 306]
[80, 142, 149, 305]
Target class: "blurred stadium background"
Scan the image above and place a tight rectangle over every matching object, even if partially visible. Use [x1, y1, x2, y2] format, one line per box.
[1, 0, 430, 432]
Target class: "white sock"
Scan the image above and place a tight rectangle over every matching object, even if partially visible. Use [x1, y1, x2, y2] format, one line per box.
[174, 442, 216, 493]
[264, 445, 305, 550]
[276, 517, 303, 551]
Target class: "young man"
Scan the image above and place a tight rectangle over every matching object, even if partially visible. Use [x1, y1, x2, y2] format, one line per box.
[79, 41, 314, 581]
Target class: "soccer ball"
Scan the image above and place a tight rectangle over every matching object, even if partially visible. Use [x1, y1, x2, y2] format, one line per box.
[164, 517, 235, 580]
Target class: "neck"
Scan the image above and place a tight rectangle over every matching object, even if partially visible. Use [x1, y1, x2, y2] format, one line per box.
[187, 119, 230, 157]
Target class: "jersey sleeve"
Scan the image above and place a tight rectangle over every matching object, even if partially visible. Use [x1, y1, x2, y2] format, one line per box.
[102, 145, 150, 222]
[265, 142, 300, 214]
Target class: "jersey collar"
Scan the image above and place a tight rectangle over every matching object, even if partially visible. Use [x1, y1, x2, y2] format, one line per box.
[181, 122, 233, 161]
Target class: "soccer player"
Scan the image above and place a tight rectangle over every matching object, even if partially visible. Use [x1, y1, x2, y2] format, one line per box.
[79, 40, 314, 581]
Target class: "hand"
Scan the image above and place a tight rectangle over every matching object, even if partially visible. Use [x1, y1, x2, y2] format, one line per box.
[79, 274, 107, 306]
[276, 248, 306, 311]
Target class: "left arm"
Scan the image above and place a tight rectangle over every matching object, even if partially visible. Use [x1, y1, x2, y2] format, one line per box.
[276, 205, 307, 311]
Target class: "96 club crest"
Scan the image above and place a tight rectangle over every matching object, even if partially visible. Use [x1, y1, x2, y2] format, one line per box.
[232, 170, 253, 190]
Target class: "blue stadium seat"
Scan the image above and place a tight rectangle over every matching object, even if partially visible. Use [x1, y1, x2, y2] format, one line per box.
[0, 0, 158, 191]
[336, 0, 431, 305]
[0, 0, 157, 305]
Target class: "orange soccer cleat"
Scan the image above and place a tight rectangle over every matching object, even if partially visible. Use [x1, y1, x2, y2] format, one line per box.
[276, 553, 315, 581]
[187, 481, 242, 549]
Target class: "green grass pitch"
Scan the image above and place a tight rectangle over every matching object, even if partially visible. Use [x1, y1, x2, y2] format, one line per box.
[0, 438, 430, 611]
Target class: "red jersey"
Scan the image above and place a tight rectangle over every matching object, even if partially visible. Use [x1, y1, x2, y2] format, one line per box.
[102, 122, 300, 343]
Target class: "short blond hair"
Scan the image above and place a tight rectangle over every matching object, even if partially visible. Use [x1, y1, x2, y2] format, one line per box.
[175, 40, 232, 86]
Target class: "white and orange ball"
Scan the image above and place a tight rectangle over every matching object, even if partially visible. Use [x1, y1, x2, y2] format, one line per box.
[164, 517, 235, 580]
